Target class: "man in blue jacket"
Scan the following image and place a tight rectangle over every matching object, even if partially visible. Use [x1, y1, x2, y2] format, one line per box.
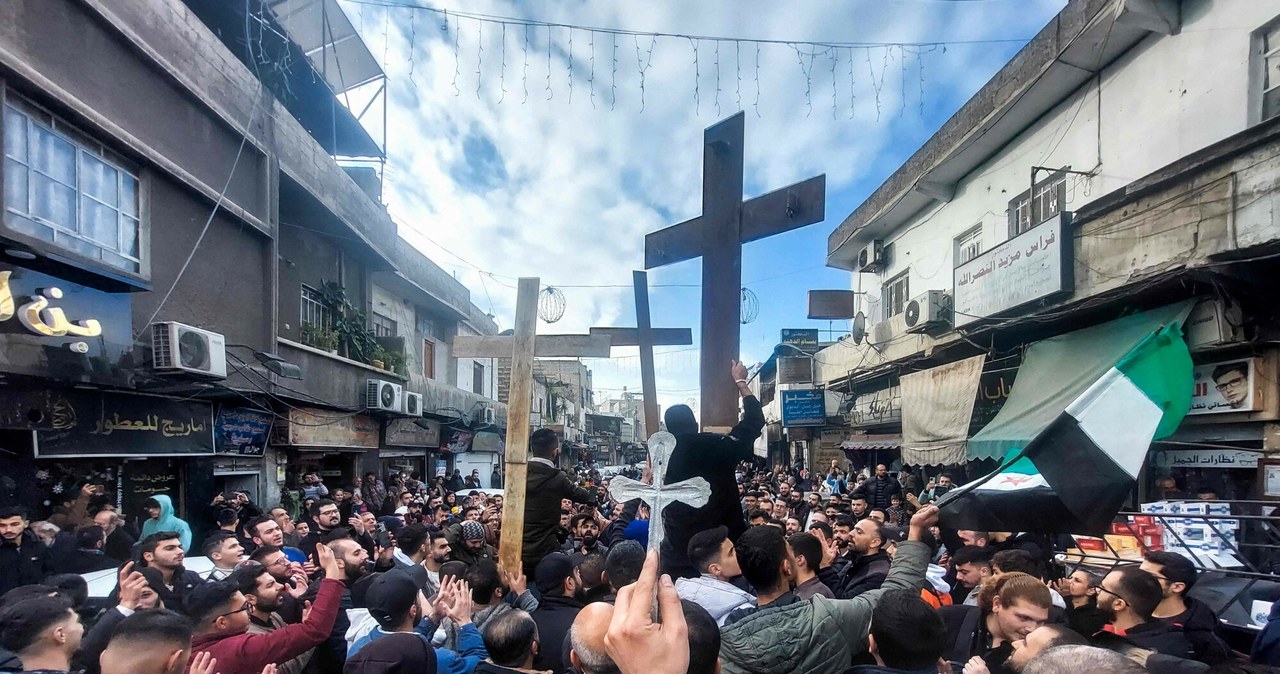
[348, 571, 488, 674]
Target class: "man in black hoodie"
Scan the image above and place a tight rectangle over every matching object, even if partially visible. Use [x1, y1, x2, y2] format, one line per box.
[660, 360, 765, 579]
[1140, 551, 1232, 664]
[1091, 565, 1195, 660]
[0, 505, 52, 597]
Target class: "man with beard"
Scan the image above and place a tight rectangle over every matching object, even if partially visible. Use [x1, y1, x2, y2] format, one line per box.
[93, 509, 137, 564]
[659, 360, 766, 579]
[234, 563, 312, 674]
[307, 536, 373, 674]
[246, 516, 306, 564]
[818, 518, 891, 599]
[137, 532, 205, 615]
[564, 514, 609, 558]
[830, 514, 858, 566]
[1090, 566, 1195, 660]
[1141, 551, 1232, 664]
[443, 561, 538, 652]
[1000, 625, 1088, 672]
[529, 553, 586, 672]
[299, 500, 343, 561]
[347, 572, 488, 673]
[450, 521, 497, 566]
[247, 545, 309, 624]
[852, 464, 903, 511]
[0, 505, 52, 597]
[390, 524, 447, 597]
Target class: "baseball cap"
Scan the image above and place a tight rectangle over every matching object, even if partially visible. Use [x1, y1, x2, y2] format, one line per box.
[880, 525, 907, 544]
[364, 571, 419, 629]
[534, 553, 576, 594]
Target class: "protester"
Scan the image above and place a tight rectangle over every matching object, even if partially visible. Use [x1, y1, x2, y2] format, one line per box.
[58, 525, 115, 574]
[245, 516, 305, 564]
[602, 550, 690, 674]
[0, 506, 53, 598]
[952, 546, 995, 606]
[202, 532, 245, 581]
[854, 589, 947, 674]
[528, 552, 585, 671]
[999, 625, 1088, 673]
[92, 509, 138, 563]
[787, 532, 834, 600]
[567, 603, 617, 674]
[99, 609, 193, 674]
[817, 518, 891, 599]
[674, 526, 755, 625]
[139, 496, 193, 553]
[918, 474, 954, 505]
[659, 360, 766, 579]
[348, 572, 488, 673]
[717, 506, 940, 674]
[137, 532, 204, 614]
[1020, 645, 1146, 674]
[475, 610, 541, 674]
[445, 561, 537, 651]
[1141, 551, 1232, 664]
[1091, 565, 1195, 659]
[522, 429, 597, 573]
[0, 594, 82, 674]
[938, 572, 1052, 673]
[449, 521, 498, 566]
[852, 464, 903, 511]
[185, 542, 342, 674]
[990, 550, 1065, 609]
[76, 564, 157, 674]
[1055, 569, 1107, 639]
[230, 563, 311, 674]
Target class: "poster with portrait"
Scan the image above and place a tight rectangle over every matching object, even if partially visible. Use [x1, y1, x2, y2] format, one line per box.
[1188, 358, 1256, 415]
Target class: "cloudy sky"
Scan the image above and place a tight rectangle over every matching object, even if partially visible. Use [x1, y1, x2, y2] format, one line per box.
[337, 0, 1066, 416]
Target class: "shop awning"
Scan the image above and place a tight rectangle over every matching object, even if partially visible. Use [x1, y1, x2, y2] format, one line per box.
[968, 301, 1195, 461]
[841, 438, 902, 451]
[901, 355, 986, 466]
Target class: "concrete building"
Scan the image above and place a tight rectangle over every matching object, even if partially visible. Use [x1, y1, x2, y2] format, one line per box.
[0, 0, 505, 535]
[814, 0, 1280, 504]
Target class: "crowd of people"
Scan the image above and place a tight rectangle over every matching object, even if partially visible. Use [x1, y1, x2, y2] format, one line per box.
[1, 363, 1279, 674]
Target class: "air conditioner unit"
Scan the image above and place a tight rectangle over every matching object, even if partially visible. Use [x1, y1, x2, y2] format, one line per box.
[402, 392, 424, 417]
[1186, 298, 1244, 351]
[904, 290, 953, 334]
[365, 379, 403, 413]
[857, 240, 885, 272]
[475, 405, 496, 426]
[152, 322, 227, 379]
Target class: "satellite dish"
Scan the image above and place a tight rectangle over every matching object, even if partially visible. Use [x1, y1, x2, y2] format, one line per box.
[851, 311, 867, 345]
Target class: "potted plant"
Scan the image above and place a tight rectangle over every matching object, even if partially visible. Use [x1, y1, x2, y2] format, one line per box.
[369, 344, 387, 370]
[382, 348, 406, 375]
[301, 324, 339, 353]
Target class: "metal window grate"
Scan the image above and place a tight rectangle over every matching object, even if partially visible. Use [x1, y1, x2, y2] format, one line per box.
[372, 312, 396, 337]
[955, 226, 984, 266]
[882, 271, 910, 319]
[300, 285, 333, 329]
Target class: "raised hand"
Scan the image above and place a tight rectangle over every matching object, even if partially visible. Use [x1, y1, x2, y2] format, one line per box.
[347, 516, 365, 535]
[315, 542, 340, 580]
[962, 656, 990, 674]
[189, 651, 219, 674]
[909, 505, 941, 538]
[445, 578, 474, 625]
[604, 550, 689, 674]
[301, 600, 313, 623]
[117, 562, 150, 610]
[811, 528, 837, 569]
[260, 665, 277, 674]
[287, 571, 310, 599]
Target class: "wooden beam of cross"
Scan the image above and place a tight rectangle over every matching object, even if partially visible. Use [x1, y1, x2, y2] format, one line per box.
[589, 270, 693, 440]
[644, 112, 825, 430]
[449, 278, 613, 577]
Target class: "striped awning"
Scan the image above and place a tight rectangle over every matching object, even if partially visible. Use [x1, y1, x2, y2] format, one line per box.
[841, 438, 902, 451]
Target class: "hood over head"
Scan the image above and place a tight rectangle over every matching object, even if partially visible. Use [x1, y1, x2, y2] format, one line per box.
[664, 405, 699, 436]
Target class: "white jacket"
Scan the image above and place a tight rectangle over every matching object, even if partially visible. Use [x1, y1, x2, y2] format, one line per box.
[676, 575, 756, 626]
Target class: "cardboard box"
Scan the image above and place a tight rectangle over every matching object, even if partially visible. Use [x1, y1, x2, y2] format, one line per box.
[1130, 515, 1156, 525]
[1075, 536, 1107, 552]
[1106, 534, 1141, 550]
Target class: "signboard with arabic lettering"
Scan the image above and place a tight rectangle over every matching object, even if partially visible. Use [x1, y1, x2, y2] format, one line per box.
[953, 214, 1073, 328]
[276, 407, 379, 448]
[386, 418, 440, 447]
[0, 263, 135, 386]
[782, 389, 826, 427]
[0, 387, 214, 457]
[214, 407, 273, 456]
[847, 385, 902, 428]
[1152, 449, 1260, 469]
[1188, 358, 1258, 415]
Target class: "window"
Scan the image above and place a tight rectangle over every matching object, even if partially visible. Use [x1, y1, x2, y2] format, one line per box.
[4, 94, 142, 275]
[882, 271, 910, 319]
[422, 339, 435, 379]
[473, 362, 485, 395]
[1008, 170, 1067, 237]
[300, 285, 332, 329]
[1262, 20, 1280, 122]
[955, 226, 984, 266]
[371, 312, 397, 337]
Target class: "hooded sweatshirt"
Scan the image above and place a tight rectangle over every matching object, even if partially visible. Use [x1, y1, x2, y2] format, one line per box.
[676, 575, 757, 626]
[140, 494, 193, 552]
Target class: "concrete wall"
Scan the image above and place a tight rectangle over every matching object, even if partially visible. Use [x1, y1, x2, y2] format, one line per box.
[858, 0, 1280, 323]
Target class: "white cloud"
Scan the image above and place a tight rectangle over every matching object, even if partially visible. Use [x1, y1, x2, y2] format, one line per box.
[341, 0, 1065, 423]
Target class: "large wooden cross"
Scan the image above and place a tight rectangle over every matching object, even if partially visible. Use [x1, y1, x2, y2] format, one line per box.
[590, 270, 692, 440]
[645, 112, 826, 430]
[451, 277, 613, 576]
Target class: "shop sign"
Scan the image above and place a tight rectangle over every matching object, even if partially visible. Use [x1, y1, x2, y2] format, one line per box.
[276, 407, 379, 448]
[1152, 449, 1260, 469]
[214, 407, 272, 456]
[953, 214, 1072, 328]
[1189, 358, 1258, 415]
[780, 329, 819, 350]
[847, 385, 901, 428]
[122, 460, 181, 518]
[586, 414, 622, 436]
[0, 388, 213, 457]
[386, 418, 440, 447]
[971, 358, 1020, 431]
[441, 427, 473, 453]
[782, 389, 825, 427]
[0, 263, 135, 386]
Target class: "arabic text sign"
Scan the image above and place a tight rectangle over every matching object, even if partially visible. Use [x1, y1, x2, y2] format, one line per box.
[215, 407, 273, 456]
[0, 388, 214, 457]
[386, 417, 440, 447]
[848, 385, 901, 428]
[782, 389, 826, 427]
[1153, 449, 1260, 469]
[953, 215, 1072, 328]
[1189, 358, 1257, 415]
[278, 407, 379, 448]
[0, 263, 134, 386]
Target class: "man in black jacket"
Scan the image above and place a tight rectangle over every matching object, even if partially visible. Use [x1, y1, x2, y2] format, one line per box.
[660, 360, 765, 579]
[1141, 551, 1232, 664]
[0, 505, 52, 597]
[522, 428, 596, 574]
[852, 464, 903, 511]
[137, 532, 205, 615]
[817, 517, 891, 599]
[1091, 565, 1196, 660]
[528, 553, 584, 672]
